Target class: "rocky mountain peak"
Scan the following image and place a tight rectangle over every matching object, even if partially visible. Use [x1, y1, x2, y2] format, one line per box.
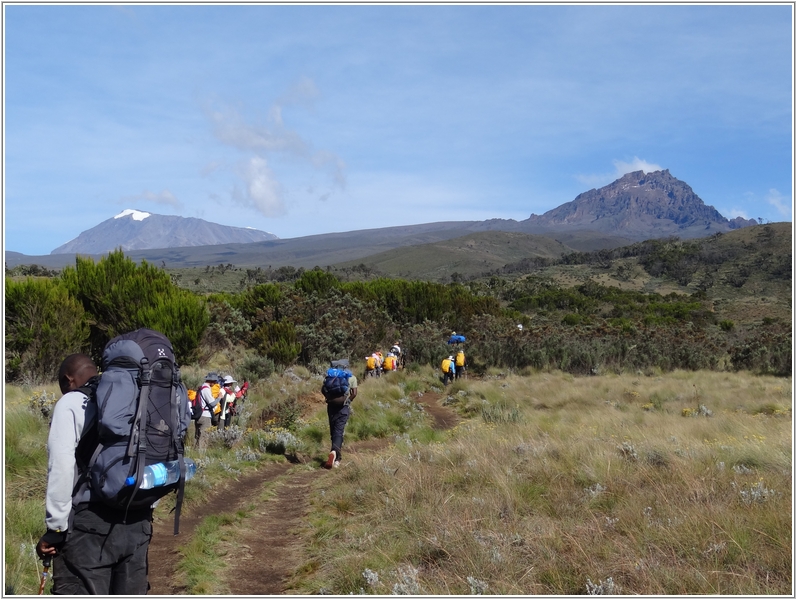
[523, 169, 756, 240]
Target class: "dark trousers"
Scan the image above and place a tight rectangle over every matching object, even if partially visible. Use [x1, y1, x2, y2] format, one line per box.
[52, 503, 153, 595]
[327, 403, 351, 460]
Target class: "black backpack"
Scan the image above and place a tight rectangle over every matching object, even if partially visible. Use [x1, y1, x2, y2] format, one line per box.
[79, 328, 190, 534]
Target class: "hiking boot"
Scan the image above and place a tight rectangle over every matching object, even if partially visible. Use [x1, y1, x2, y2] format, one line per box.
[325, 450, 336, 469]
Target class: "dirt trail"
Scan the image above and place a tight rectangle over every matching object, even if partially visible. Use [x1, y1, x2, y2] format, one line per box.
[148, 391, 457, 595]
[148, 461, 293, 595]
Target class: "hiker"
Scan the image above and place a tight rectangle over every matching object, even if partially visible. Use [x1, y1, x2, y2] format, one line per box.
[365, 354, 378, 378]
[235, 380, 249, 403]
[185, 387, 198, 441]
[441, 355, 456, 385]
[370, 351, 383, 377]
[220, 375, 237, 428]
[454, 349, 467, 379]
[390, 342, 403, 369]
[383, 352, 397, 372]
[322, 359, 358, 469]
[194, 372, 220, 449]
[35, 354, 153, 594]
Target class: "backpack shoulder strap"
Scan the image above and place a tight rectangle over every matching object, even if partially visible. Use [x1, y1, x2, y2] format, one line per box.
[123, 357, 151, 521]
[72, 376, 101, 498]
[198, 384, 212, 409]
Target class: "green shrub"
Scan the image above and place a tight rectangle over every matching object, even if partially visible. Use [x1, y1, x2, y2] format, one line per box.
[562, 314, 581, 326]
[203, 299, 252, 354]
[252, 321, 301, 366]
[262, 396, 303, 430]
[60, 250, 208, 362]
[5, 277, 88, 383]
[238, 353, 276, 383]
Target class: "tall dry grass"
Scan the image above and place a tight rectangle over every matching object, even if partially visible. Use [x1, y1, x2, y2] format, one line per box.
[296, 370, 792, 595]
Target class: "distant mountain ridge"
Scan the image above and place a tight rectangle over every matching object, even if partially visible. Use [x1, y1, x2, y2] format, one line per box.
[50, 209, 278, 254]
[521, 169, 757, 240]
[11, 169, 759, 268]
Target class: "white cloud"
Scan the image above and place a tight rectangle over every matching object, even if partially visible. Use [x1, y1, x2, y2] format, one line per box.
[205, 78, 346, 213]
[766, 188, 791, 218]
[232, 156, 286, 217]
[575, 156, 664, 189]
[210, 108, 309, 155]
[727, 207, 750, 220]
[612, 157, 663, 177]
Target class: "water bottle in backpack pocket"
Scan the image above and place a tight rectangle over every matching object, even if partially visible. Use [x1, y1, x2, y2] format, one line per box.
[125, 458, 197, 489]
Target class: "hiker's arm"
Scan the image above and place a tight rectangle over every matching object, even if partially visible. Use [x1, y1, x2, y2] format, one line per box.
[201, 386, 218, 408]
[39, 392, 88, 556]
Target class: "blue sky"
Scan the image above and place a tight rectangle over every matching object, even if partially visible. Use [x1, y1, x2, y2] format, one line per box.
[4, 3, 793, 256]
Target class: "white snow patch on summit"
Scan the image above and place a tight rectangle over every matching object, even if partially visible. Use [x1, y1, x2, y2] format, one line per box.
[114, 209, 151, 221]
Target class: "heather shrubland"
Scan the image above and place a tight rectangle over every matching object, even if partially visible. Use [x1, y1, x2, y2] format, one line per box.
[5, 246, 791, 385]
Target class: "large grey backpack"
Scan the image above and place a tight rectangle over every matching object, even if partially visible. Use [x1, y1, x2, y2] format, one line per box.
[84, 328, 190, 534]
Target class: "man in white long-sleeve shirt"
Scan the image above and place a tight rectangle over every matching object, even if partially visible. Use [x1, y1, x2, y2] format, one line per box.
[194, 372, 220, 450]
[35, 354, 153, 595]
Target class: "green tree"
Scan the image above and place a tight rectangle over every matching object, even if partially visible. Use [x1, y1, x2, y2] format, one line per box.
[60, 250, 208, 362]
[5, 277, 88, 383]
[294, 268, 340, 295]
[232, 283, 282, 326]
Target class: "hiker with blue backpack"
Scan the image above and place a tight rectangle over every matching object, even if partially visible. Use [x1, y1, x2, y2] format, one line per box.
[35, 329, 193, 594]
[321, 359, 358, 469]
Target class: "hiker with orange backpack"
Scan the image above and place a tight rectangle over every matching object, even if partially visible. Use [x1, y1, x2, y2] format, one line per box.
[365, 354, 378, 378]
[194, 373, 221, 450]
[383, 353, 397, 372]
[441, 355, 456, 385]
[454, 349, 467, 379]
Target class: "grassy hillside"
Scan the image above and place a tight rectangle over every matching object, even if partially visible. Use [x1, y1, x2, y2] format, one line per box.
[333, 231, 573, 282]
[526, 228, 637, 252]
[160, 223, 791, 329]
[478, 223, 792, 325]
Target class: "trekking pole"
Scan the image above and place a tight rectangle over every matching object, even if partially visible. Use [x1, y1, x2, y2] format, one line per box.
[38, 556, 51, 595]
